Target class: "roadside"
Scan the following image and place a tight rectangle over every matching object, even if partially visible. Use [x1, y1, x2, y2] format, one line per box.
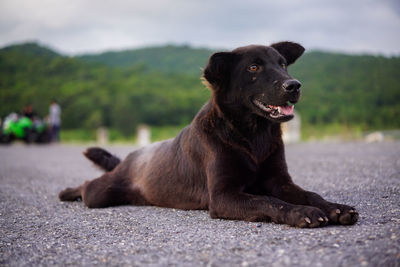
[0, 142, 399, 266]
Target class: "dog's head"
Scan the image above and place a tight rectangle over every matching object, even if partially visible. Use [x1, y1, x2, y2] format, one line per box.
[203, 42, 304, 123]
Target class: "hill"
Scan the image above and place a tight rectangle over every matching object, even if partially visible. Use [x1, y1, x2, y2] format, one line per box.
[78, 45, 213, 75]
[0, 43, 209, 136]
[0, 42, 399, 138]
[290, 51, 400, 131]
[0, 42, 60, 58]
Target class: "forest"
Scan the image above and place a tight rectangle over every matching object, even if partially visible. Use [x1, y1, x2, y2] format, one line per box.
[0, 42, 399, 140]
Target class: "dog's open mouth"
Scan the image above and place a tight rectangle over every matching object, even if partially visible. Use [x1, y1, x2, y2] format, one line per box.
[252, 99, 295, 119]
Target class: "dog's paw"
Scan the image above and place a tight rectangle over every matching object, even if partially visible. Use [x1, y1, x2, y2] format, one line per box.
[287, 206, 329, 228]
[59, 187, 82, 202]
[325, 203, 358, 225]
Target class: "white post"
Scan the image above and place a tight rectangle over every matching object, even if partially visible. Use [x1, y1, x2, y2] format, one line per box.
[282, 111, 301, 143]
[97, 127, 109, 145]
[137, 125, 151, 147]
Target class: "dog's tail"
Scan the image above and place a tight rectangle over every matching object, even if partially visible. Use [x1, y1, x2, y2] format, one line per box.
[83, 147, 121, 172]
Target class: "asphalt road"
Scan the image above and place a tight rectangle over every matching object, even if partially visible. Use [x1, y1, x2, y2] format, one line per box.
[0, 141, 399, 266]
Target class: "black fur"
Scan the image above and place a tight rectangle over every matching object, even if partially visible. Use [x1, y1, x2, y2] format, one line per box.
[59, 42, 358, 228]
[83, 147, 121, 172]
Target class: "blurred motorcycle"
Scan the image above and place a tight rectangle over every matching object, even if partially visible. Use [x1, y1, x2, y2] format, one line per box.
[0, 113, 51, 144]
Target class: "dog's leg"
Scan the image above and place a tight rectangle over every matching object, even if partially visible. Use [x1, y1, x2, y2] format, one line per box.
[207, 158, 328, 228]
[270, 182, 359, 225]
[59, 174, 148, 208]
[209, 191, 328, 228]
[260, 146, 359, 225]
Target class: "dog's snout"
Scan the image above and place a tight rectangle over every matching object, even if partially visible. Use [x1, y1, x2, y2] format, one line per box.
[282, 79, 301, 93]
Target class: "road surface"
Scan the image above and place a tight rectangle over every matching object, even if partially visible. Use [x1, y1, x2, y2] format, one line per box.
[0, 142, 399, 266]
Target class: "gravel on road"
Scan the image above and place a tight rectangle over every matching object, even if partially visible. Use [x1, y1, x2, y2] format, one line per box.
[0, 141, 399, 266]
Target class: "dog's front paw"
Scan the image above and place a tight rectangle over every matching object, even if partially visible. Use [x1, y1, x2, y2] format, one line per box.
[325, 203, 358, 225]
[287, 206, 329, 228]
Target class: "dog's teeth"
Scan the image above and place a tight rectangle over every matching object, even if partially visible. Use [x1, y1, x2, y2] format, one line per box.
[277, 107, 281, 113]
[305, 217, 311, 224]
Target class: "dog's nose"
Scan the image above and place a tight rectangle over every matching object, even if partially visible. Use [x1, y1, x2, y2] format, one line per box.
[282, 79, 301, 93]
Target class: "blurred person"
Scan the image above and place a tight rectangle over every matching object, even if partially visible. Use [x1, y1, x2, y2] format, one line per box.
[22, 104, 36, 119]
[49, 99, 61, 142]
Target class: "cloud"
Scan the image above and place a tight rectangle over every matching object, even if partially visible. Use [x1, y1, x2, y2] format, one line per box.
[0, 0, 399, 55]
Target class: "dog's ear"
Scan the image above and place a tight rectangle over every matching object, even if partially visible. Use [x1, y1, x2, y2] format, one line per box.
[271, 42, 305, 65]
[203, 52, 236, 89]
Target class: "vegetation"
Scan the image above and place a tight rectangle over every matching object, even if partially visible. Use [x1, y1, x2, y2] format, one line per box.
[0, 42, 399, 141]
[291, 51, 400, 131]
[78, 45, 212, 75]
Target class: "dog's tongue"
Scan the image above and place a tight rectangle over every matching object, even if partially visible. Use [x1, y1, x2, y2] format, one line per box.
[279, 105, 294, 115]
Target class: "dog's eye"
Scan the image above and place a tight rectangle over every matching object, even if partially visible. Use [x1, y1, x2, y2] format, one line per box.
[281, 63, 286, 69]
[248, 64, 259, 72]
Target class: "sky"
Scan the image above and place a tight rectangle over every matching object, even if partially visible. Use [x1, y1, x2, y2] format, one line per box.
[0, 0, 399, 56]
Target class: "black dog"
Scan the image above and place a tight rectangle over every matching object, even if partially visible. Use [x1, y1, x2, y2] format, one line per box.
[59, 42, 358, 228]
